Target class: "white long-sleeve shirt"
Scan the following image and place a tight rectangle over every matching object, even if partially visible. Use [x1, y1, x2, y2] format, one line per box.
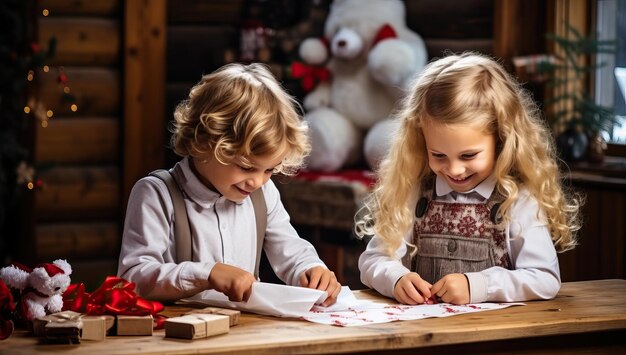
[359, 175, 561, 303]
[117, 158, 325, 301]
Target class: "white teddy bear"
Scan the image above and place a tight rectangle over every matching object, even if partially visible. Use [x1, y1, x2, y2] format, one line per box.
[298, 0, 427, 171]
[0, 259, 72, 321]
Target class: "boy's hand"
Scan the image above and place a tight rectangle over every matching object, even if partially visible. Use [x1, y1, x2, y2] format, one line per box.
[208, 263, 256, 302]
[299, 266, 341, 307]
[393, 272, 432, 305]
[430, 273, 470, 305]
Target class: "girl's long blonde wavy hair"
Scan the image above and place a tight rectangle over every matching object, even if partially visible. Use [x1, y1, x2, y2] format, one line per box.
[355, 52, 582, 256]
[170, 63, 310, 175]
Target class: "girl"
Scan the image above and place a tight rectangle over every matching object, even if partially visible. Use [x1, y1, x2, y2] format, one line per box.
[118, 63, 341, 306]
[356, 52, 582, 305]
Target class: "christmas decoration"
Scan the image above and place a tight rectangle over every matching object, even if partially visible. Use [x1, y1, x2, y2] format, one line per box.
[290, 60, 331, 92]
[1, 1, 52, 239]
[0, 259, 72, 321]
[295, 0, 428, 171]
[1, 1, 78, 261]
[63, 276, 166, 330]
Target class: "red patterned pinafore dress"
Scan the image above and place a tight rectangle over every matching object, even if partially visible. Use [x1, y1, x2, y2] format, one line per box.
[411, 183, 513, 284]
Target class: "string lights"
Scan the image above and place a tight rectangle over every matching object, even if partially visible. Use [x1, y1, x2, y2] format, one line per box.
[23, 66, 77, 129]
[14, 7, 77, 190]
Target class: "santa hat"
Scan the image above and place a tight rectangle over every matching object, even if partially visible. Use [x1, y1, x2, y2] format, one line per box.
[11, 261, 68, 277]
[38, 264, 65, 277]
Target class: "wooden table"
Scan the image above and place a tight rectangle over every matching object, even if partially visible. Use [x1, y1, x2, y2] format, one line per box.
[1, 279, 625, 354]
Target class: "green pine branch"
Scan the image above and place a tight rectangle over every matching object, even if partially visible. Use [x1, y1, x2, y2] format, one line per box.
[542, 21, 617, 135]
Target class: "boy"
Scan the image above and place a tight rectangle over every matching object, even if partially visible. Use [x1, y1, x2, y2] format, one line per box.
[118, 63, 341, 306]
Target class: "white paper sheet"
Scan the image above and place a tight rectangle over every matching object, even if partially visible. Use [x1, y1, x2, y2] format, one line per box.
[182, 282, 332, 317]
[305, 300, 524, 326]
[181, 282, 524, 326]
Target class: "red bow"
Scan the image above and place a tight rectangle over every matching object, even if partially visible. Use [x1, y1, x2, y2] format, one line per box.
[291, 61, 331, 92]
[373, 24, 397, 46]
[62, 276, 165, 329]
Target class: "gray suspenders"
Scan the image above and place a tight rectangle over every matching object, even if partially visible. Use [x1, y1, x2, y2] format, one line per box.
[149, 169, 267, 278]
[249, 185, 267, 279]
[150, 170, 191, 263]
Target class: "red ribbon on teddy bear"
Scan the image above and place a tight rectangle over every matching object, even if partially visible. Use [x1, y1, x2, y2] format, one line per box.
[291, 61, 332, 92]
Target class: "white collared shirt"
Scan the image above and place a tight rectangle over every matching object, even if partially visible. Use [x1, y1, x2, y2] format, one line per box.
[117, 158, 325, 301]
[358, 175, 561, 303]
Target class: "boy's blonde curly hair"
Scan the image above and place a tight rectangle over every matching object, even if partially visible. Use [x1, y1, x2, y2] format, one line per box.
[170, 63, 310, 175]
[356, 52, 582, 256]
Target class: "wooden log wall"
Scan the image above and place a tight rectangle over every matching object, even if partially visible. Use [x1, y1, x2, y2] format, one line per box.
[406, 0, 494, 59]
[164, 0, 243, 167]
[32, 0, 122, 289]
[406, 0, 547, 69]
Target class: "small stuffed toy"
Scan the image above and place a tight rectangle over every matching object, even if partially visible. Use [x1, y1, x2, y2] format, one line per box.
[297, 0, 428, 171]
[0, 259, 72, 321]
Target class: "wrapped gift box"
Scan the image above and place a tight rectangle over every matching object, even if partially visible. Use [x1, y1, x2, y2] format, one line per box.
[116, 315, 153, 336]
[165, 314, 229, 340]
[80, 315, 111, 341]
[34, 311, 115, 341]
[44, 318, 82, 343]
[33, 311, 82, 337]
[185, 307, 240, 326]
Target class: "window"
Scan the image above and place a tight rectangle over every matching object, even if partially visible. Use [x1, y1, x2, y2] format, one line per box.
[596, 0, 626, 144]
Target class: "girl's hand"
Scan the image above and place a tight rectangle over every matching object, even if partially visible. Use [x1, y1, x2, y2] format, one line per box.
[299, 266, 341, 307]
[430, 273, 470, 305]
[208, 263, 256, 302]
[393, 272, 432, 305]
